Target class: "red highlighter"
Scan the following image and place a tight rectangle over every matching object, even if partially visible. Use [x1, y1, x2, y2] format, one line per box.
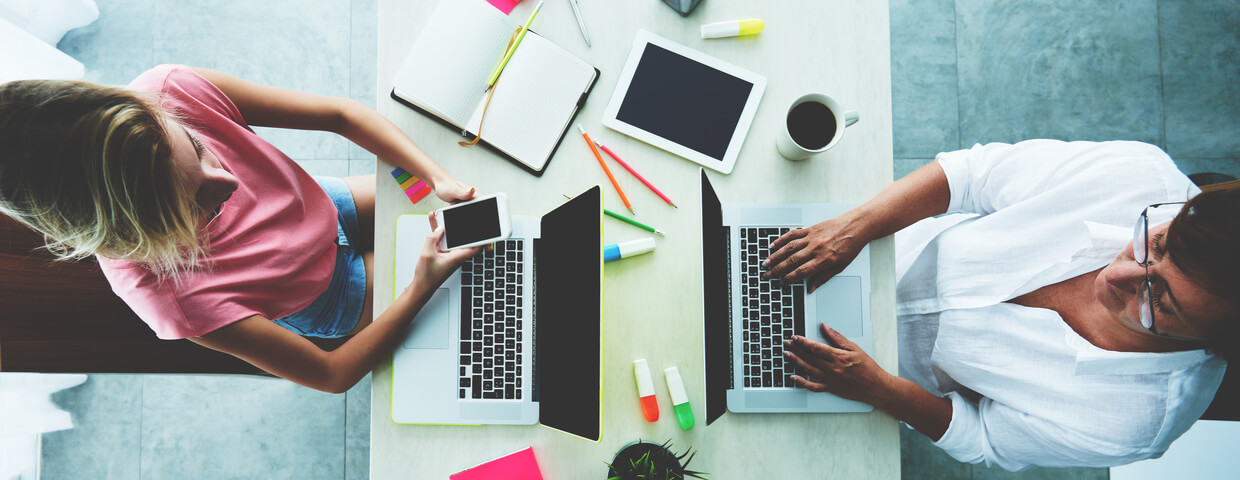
[634, 359, 659, 422]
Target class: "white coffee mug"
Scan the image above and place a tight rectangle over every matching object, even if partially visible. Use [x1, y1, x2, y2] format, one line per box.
[776, 93, 860, 160]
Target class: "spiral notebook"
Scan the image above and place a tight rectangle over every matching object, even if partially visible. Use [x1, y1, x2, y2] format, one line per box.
[391, 0, 599, 176]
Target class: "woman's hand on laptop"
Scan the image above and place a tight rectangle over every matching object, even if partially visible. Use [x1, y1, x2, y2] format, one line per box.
[763, 214, 869, 293]
[413, 215, 482, 288]
[783, 323, 893, 403]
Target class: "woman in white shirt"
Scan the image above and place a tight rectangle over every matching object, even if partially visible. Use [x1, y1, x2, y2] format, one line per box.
[763, 140, 1237, 470]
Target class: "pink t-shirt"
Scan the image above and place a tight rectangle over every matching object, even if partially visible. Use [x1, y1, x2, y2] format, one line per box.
[97, 65, 339, 339]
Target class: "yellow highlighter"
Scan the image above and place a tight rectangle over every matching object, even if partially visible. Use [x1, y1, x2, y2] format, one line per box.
[485, 0, 544, 91]
[700, 19, 764, 39]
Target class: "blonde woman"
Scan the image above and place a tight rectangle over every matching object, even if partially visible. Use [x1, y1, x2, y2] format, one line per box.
[0, 65, 480, 393]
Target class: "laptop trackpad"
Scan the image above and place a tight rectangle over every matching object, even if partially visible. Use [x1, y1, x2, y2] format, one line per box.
[459, 403, 522, 420]
[403, 288, 450, 349]
[814, 276, 863, 339]
[746, 391, 807, 409]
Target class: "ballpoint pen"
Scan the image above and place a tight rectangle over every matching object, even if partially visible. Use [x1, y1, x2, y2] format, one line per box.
[593, 139, 677, 208]
[486, 0, 544, 92]
[579, 125, 634, 214]
[564, 195, 665, 236]
[567, 0, 591, 47]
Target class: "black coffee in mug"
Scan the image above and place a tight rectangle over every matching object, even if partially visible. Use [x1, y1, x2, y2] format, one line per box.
[786, 101, 837, 150]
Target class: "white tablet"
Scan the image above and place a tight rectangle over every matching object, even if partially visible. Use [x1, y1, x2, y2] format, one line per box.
[602, 30, 766, 174]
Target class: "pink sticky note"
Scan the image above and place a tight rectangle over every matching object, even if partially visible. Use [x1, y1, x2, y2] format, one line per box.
[408, 186, 431, 204]
[487, 0, 521, 14]
[451, 447, 544, 480]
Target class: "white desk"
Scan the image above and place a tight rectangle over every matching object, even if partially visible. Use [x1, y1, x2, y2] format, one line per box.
[372, 1, 898, 477]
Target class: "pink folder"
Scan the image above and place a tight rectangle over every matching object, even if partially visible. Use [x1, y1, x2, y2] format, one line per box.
[487, 0, 521, 15]
[450, 447, 544, 480]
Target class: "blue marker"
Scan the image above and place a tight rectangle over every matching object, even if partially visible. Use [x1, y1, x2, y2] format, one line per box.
[603, 238, 656, 262]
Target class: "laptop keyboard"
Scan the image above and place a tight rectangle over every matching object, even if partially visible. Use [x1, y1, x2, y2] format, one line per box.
[458, 239, 524, 400]
[739, 227, 805, 389]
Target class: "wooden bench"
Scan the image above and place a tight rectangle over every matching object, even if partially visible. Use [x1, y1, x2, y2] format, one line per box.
[0, 216, 264, 374]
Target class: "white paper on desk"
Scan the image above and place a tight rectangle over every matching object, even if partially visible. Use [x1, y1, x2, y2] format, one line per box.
[391, 0, 596, 172]
[392, 0, 512, 126]
[466, 32, 594, 171]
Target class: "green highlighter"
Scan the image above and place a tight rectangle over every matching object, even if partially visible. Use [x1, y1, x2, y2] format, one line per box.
[664, 367, 695, 430]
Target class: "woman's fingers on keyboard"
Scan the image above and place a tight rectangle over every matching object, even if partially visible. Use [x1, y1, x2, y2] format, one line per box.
[764, 240, 807, 278]
[768, 228, 805, 252]
[780, 254, 820, 283]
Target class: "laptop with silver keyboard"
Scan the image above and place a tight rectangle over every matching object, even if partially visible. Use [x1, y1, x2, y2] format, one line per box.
[391, 187, 603, 441]
[700, 169, 874, 425]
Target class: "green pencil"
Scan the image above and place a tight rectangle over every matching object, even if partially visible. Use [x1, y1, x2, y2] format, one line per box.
[564, 195, 666, 236]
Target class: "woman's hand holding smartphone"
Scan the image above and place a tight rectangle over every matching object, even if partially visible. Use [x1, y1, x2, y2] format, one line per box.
[413, 214, 483, 291]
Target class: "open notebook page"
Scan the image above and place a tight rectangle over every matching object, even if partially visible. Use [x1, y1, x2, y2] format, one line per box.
[464, 32, 596, 171]
[391, 0, 514, 126]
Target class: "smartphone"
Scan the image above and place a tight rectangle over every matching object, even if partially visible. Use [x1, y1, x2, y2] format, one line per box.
[433, 192, 512, 250]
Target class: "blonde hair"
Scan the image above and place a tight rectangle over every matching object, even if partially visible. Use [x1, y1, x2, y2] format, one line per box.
[0, 79, 209, 278]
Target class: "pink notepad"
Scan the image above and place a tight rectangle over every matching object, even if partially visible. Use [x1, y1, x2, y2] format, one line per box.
[487, 0, 521, 14]
[450, 447, 544, 480]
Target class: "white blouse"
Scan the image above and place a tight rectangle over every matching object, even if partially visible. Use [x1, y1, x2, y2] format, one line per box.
[895, 140, 1226, 471]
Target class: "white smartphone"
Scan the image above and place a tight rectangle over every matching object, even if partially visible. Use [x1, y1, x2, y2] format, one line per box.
[432, 192, 512, 250]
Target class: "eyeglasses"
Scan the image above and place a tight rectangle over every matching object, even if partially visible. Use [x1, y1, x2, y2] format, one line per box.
[1132, 202, 1187, 337]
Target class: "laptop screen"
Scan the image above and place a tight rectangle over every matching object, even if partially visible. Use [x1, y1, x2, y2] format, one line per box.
[535, 186, 602, 441]
[700, 170, 729, 425]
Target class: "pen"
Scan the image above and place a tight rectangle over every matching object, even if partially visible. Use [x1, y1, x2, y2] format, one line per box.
[567, 0, 591, 47]
[594, 139, 677, 208]
[563, 195, 665, 236]
[486, 0, 544, 92]
[578, 124, 634, 215]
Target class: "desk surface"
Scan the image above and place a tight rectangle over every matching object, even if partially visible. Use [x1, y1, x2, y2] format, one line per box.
[371, 1, 897, 477]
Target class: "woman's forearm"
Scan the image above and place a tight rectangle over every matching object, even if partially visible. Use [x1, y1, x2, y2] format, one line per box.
[875, 376, 953, 442]
[848, 160, 952, 241]
[317, 278, 439, 392]
[335, 99, 453, 188]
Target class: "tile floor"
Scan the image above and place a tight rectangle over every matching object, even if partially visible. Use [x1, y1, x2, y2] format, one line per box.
[24, 0, 1240, 478]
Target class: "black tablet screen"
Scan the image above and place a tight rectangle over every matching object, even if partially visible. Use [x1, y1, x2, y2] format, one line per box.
[615, 43, 754, 161]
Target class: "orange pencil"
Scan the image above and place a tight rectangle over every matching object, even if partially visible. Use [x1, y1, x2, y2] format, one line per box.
[578, 124, 634, 214]
[593, 139, 677, 208]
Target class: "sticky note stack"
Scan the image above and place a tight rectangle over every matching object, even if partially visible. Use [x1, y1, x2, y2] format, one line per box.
[450, 447, 544, 480]
[390, 167, 432, 205]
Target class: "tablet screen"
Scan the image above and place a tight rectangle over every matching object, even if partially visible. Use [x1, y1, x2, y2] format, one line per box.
[614, 43, 755, 162]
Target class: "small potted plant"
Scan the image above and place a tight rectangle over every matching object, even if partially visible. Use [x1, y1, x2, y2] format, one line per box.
[605, 439, 709, 480]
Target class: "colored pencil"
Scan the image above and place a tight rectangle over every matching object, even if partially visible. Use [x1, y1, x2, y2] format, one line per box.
[563, 195, 665, 236]
[485, 1, 543, 92]
[578, 125, 634, 214]
[593, 139, 677, 208]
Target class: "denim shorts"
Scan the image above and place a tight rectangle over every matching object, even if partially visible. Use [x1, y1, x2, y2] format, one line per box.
[272, 176, 367, 338]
